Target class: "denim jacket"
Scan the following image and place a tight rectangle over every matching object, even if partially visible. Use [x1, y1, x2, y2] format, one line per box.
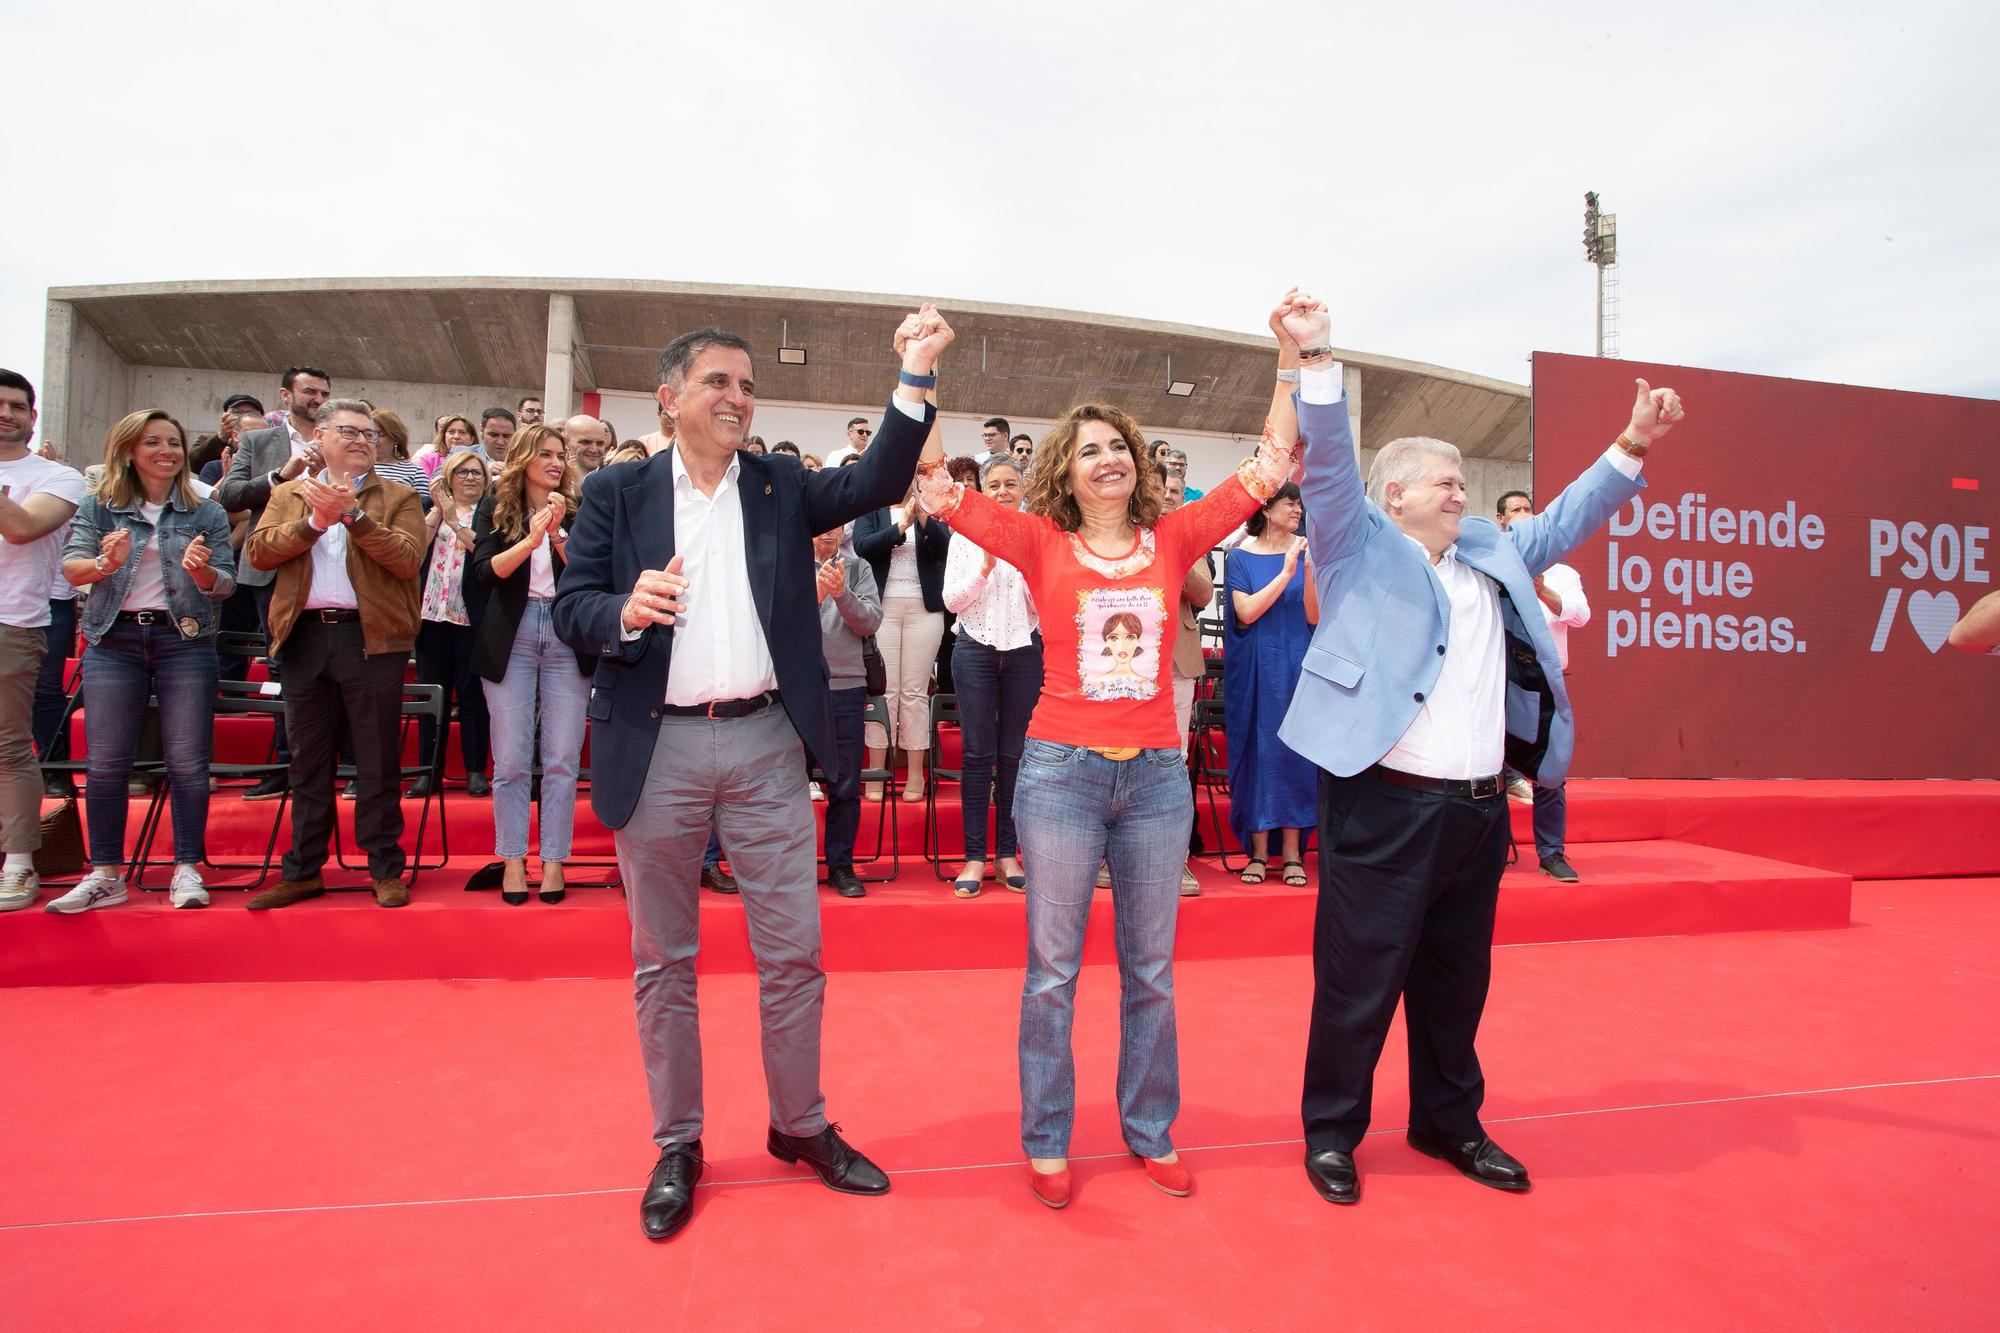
[64, 490, 238, 645]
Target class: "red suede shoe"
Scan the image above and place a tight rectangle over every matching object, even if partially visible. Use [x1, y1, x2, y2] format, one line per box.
[1028, 1164, 1072, 1209]
[1138, 1154, 1193, 1197]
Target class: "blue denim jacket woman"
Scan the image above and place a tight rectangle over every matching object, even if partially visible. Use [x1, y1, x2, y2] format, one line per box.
[66, 489, 236, 643]
[49, 410, 236, 915]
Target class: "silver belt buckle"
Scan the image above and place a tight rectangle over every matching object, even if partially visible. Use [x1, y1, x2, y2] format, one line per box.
[1470, 774, 1502, 799]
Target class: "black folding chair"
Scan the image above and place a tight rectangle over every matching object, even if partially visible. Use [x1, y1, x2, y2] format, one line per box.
[40, 684, 167, 887]
[330, 683, 450, 884]
[808, 694, 901, 882]
[1189, 697, 1241, 872]
[919, 693, 966, 879]
[186, 679, 296, 889]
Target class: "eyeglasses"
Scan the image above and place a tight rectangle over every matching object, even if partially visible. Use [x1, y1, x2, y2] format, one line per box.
[451, 468, 484, 480]
[982, 430, 1002, 439]
[326, 424, 382, 444]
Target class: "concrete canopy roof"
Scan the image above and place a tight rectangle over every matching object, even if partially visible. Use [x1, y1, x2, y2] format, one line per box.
[48, 277, 1531, 459]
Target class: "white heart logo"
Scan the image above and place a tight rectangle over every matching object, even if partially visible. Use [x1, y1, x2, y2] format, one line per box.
[1906, 589, 1961, 653]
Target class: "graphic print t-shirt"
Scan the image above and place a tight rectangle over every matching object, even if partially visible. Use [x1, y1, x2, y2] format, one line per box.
[947, 476, 1260, 748]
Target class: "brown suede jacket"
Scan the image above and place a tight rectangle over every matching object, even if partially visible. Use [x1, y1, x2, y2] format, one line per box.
[246, 471, 426, 658]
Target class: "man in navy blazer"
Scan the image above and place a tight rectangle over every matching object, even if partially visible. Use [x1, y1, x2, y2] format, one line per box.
[553, 306, 954, 1241]
[1270, 295, 1684, 1205]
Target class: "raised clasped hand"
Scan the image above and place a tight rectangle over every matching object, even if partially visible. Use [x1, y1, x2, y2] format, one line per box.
[894, 302, 955, 372]
[1277, 289, 1331, 354]
[623, 554, 689, 632]
[1626, 379, 1685, 444]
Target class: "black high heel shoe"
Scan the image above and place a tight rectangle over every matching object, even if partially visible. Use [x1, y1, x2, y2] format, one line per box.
[501, 889, 530, 906]
[538, 887, 566, 904]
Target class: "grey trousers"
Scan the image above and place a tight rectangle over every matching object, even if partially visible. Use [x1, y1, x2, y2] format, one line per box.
[616, 707, 828, 1147]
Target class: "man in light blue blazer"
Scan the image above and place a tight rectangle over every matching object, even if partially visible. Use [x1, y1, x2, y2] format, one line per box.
[1271, 296, 1684, 1205]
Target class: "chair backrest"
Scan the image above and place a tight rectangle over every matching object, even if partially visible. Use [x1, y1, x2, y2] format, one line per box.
[215, 630, 268, 664]
[1190, 697, 1229, 778]
[863, 694, 893, 732]
[214, 678, 287, 718]
[929, 692, 960, 729]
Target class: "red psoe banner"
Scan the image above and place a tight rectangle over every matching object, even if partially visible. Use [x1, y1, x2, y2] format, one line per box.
[1531, 352, 1997, 778]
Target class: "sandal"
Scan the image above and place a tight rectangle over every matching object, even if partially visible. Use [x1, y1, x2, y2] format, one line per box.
[1282, 859, 1308, 887]
[1238, 858, 1268, 885]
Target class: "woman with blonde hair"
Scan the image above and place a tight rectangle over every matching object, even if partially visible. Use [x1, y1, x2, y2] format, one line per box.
[910, 292, 1311, 1206]
[51, 410, 236, 912]
[413, 448, 493, 797]
[471, 423, 594, 903]
[415, 413, 478, 479]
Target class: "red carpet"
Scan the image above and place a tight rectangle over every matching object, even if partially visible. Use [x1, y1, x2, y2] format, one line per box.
[1, 878, 1995, 1330]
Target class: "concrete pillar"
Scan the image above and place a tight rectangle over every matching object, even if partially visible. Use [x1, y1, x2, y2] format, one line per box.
[41, 298, 130, 464]
[1342, 362, 1364, 468]
[544, 294, 577, 419]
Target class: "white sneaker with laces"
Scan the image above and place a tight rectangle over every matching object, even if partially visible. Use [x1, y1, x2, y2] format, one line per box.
[808, 781, 825, 801]
[46, 870, 129, 914]
[170, 864, 210, 909]
[0, 866, 40, 912]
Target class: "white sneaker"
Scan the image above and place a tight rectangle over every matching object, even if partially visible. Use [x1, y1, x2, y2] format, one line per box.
[0, 866, 40, 912]
[808, 781, 825, 801]
[170, 864, 210, 909]
[1179, 864, 1202, 897]
[45, 870, 129, 914]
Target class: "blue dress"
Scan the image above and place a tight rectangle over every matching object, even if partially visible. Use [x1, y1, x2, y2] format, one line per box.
[1222, 546, 1318, 853]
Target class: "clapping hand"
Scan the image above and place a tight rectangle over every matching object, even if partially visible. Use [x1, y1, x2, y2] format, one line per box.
[279, 445, 323, 482]
[623, 554, 690, 632]
[300, 477, 352, 528]
[1626, 379, 1685, 445]
[815, 557, 846, 603]
[525, 503, 556, 548]
[1281, 534, 1309, 573]
[181, 533, 213, 580]
[98, 528, 133, 573]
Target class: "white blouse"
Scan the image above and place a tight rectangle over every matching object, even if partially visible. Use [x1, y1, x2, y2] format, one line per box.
[942, 530, 1038, 651]
[882, 507, 925, 600]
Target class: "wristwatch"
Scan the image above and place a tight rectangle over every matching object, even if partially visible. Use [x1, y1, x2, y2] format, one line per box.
[338, 506, 363, 528]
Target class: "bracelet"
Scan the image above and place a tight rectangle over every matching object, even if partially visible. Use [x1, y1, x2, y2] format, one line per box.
[1297, 345, 1334, 363]
[898, 368, 938, 389]
[1274, 368, 1301, 384]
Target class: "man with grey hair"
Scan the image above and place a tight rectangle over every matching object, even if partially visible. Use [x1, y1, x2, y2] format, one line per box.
[1274, 293, 1684, 1207]
[563, 414, 612, 475]
[243, 398, 425, 910]
[554, 306, 953, 1241]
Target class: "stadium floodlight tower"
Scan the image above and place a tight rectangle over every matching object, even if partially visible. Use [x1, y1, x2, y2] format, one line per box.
[1583, 191, 1621, 358]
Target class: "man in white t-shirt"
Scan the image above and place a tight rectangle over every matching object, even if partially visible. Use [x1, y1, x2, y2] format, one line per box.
[1497, 490, 1590, 882]
[0, 370, 87, 910]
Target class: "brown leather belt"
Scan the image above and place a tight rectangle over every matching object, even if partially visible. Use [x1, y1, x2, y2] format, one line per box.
[1369, 765, 1504, 801]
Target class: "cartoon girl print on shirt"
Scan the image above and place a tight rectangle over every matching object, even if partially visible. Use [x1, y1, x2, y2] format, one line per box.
[1076, 586, 1166, 702]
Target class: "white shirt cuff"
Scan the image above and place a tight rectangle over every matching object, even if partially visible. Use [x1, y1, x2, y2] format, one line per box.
[620, 623, 643, 641]
[1603, 443, 1644, 479]
[889, 395, 925, 423]
[1300, 362, 1346, 405]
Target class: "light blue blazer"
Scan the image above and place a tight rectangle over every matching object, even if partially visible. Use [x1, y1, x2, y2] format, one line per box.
[1276, 394, 1645, 788]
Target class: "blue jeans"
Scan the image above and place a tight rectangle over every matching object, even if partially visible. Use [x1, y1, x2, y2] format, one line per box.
[81, 620, 218, 867]
[1014, 740, 1193, 1159]
[481, 601, 589, 861]
[952, 633, 1043, 860]
[34, 597, 77, 763]
[822, 686, 867, 869]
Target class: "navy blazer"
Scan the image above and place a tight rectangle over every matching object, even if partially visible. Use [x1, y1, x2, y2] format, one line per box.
[853, 504, 951, 611]
[553, 397, 937, 831]
[1276, 393, 1644, 788]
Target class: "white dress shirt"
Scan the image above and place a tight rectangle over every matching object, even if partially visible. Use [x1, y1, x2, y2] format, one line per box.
[1537, 561, 1589, 671]
[942, 530, 1038, 650]
[662, 450, 778, 706]
[1381, 534, 1508, 781]
[303, 470, 362, 610]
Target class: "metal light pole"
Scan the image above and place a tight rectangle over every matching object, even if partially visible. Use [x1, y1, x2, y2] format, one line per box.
[1583, 192, 1620, 358]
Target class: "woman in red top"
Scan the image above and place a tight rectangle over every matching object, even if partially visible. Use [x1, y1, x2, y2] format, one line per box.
[915, 292, 1316, 1208]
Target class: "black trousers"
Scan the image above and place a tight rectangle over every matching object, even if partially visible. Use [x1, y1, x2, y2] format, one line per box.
[1302, 768, 1511, 1152]
[280, 618, 407, 881]
[413, 619, 489, 778]
[251, 582, 290, 760]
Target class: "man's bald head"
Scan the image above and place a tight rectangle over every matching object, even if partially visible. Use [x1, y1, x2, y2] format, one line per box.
[564, 414, 611, 472]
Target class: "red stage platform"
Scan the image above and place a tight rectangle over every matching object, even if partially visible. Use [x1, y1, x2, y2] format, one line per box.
[9, 779, 1996, 986]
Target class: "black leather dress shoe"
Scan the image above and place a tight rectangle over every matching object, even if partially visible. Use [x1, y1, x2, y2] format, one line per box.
[1538, 853, 1580, 883]
[640, 1141, 704, 1240]
[1304, 1148, 1361, 1205]
[827, 865, 866, 898]
[767, 1124, 890, 1195]
[701, 864, 739, 894]
[1405, 1128, 1531, 1192]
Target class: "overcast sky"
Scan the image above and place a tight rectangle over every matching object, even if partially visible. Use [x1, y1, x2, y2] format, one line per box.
[9, 0, 1997, 410]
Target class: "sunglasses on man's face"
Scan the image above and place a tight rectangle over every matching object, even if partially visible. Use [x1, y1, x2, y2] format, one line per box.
[851, 427, 871, 438]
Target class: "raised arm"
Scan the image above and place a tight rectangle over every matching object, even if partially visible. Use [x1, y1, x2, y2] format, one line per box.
[1509, 378, 1681, 576]
[803, 303, 953, 535]
[1275, 294, 1365, 566]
